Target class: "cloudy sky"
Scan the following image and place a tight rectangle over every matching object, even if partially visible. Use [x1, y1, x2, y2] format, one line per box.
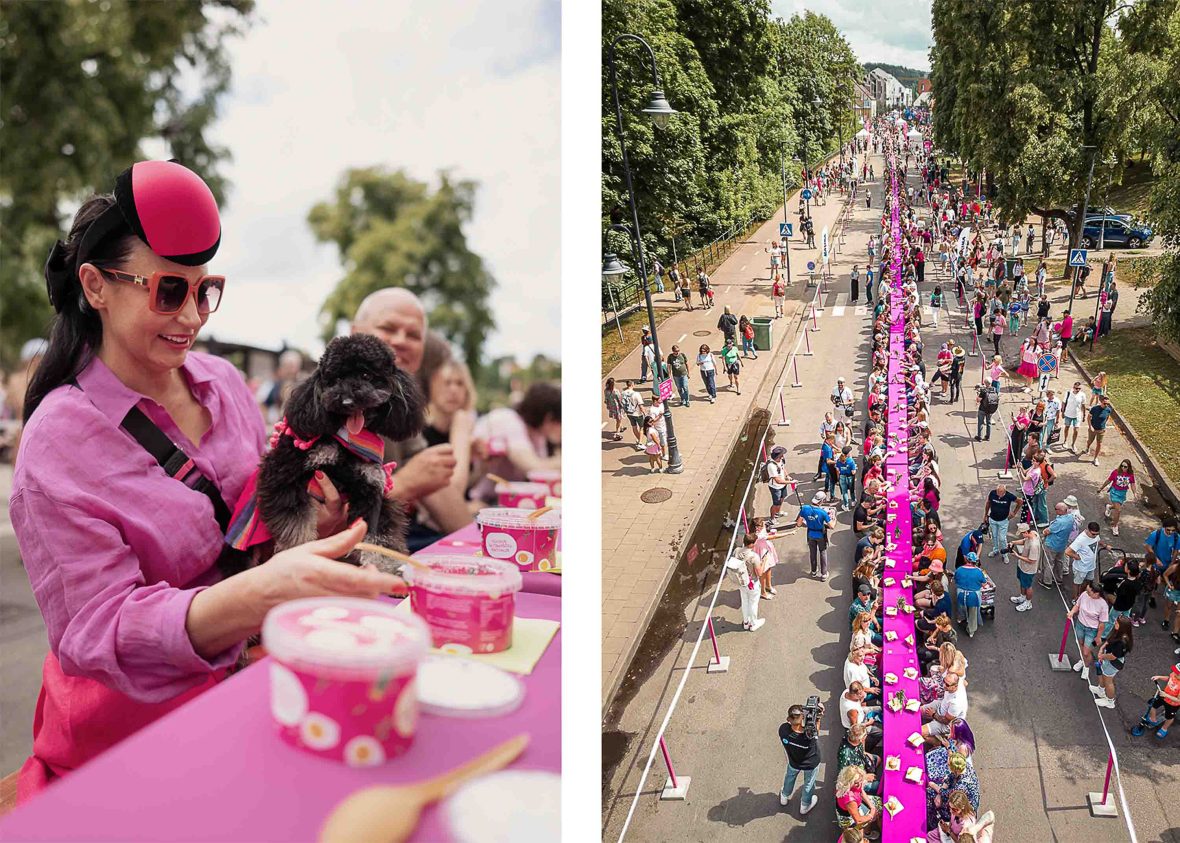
[771, 0, 932, 70]
[189, 0, 560, 362]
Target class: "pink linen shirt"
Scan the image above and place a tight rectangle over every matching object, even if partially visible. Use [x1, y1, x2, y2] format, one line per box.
[11, 351, 267, 702]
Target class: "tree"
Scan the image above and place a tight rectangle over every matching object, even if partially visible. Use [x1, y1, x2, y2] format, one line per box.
[929, 0, 1149, 272]
[308, 167, 496, 375]
[0, 0, 255, 368]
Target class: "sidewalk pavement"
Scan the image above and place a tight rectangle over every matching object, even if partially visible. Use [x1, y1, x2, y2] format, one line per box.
[600, 167, 870, 707]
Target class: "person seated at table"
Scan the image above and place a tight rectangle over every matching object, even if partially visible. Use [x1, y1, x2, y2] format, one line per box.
[415, 332, 480, 523]
[852, 560, 879, 597]
[470, 381, 561, 502]
[927, 778, 980, 843]
[9, 165, 405, 800]
[851, 611, 882, 661]
[854, 493, 884, 536]
[850, 590, 882, 639]
[837, 723, 880, 796]
[844, 648, 881, 703]
[915, 570, 950, 612]
[835, 765, 882, 835]
[919, 614, 959, 671]
[922, 673, 969, 745]
[958, 811, 996, 843]
[920, 644, 967, 702]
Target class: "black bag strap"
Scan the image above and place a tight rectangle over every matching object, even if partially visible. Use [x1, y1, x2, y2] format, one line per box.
[69, 378, 232, 534]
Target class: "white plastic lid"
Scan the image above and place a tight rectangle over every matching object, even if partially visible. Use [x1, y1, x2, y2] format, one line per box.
[525, 469, 561, 483]
[262, 597, 430, 678]
[494, 482, 549, 496]
[404, 556, 523, 597]
[446, 770, 561, 843]
[417, 656, 525, 718]
[475, 506, 561, 530]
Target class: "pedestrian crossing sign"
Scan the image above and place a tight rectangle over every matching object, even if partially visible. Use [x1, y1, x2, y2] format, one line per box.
[1069, 249, 1088, 268]
[780, 222, 793, 238]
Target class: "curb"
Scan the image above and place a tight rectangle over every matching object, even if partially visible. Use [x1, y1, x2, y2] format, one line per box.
[1066, 346, 1180, 515]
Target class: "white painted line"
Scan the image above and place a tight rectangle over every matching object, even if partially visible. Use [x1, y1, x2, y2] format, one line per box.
[601, 422, 609, 429]
[724, 286, 731, 293]
[740, 265, 746, 272]
[834, 293, 848, 308]
[855, 306, 867, 316]
[677, 334, 686, 343]
[832, 306, 846, 317]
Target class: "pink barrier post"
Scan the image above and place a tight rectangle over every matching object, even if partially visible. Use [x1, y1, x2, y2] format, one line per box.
[791, 357, 803, 388]
[659, 736, 678, 790]
[803, 327, 813, 356]
[810, 303, 820, 331]
[1101, 751, 1113, 804]
[1058, 617, 1072, 661]
[740, 505, 749, 535]
[779, 388, 791, 420]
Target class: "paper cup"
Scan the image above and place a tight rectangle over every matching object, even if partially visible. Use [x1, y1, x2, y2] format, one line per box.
[262, 598, 430, 766]
[475, 507, 560, 572]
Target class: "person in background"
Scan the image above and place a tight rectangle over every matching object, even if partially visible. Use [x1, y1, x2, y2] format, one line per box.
[1, 338, 46, 461]
[416, 338, 477, 518]
[752, 516, 779, 598]
[603, 377, 624, 441]
[667, 344, 691, 406]
[798, 497, 833, 581]
[1098, 458, 1136, 537]
[1010, 521, 1040, 612]
[728, 533, 765, 631]
[738, 315, 758, 360]
[470, 381, 561, 502]
[620, 380, 646, 449]
[352, 289, 465, 548]
[720, 338, 742, 395]
[642, 416, 663, 474]
[256, 348, 304, 427]
[1068, 578, 1110, 686]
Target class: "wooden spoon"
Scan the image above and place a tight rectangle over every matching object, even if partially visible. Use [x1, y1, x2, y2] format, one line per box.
[526, 506, 554, 521]
[486, 473, 510, 486]
[318, 734, 529, 843]
[354, 542, 430, 571]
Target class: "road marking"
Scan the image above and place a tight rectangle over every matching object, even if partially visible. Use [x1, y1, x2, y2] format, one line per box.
[855, 306, 867, 316]
[677, 334, 686, 343]
[834, 293, 848, 308]
[740, 265, 746, 272]
[601, 422, 609, 429]
[725, 286, 731, 293]
[832, 306, 845, 317]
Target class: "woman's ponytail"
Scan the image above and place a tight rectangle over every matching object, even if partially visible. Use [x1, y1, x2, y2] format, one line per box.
[23, 195, 134, 424]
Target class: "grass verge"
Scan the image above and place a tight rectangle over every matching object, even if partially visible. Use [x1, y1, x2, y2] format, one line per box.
[1074, 326, 1180, 488]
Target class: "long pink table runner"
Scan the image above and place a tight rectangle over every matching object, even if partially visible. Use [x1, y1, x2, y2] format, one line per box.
[0, 547, 560, 841]
[878, 159, 925, 840]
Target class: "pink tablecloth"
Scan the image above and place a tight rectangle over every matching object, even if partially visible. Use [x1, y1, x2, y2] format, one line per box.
[422, 521, 563, 597]
[878, 161, 925, 840]
[0, 596, 560, 841]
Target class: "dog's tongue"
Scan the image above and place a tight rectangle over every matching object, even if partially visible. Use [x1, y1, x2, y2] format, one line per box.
[346, 410, 365, 436]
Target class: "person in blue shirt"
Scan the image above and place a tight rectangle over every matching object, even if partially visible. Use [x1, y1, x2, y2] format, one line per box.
[798, 502, 833, 580]
[956, 528, 985, 569]
[1041, 501, 1077, 588]
[1082, 394, 1114, 466]
[836, 447, 858, 510]
[953, 552, 993, 638]
[819, 433, 838, 499]
[1140, 517, 1180, 624]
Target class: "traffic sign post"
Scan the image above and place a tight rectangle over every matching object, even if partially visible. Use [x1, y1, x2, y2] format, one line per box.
[658, 378, 674, 402]
[779, 222, 793, 238]
[1069, 249, 1089, 268]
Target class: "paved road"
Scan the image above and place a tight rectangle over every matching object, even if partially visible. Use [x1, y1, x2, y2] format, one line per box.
[603, 151, 1180, 842]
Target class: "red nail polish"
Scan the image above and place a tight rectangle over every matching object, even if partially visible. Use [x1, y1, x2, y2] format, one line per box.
[315, 471, 324, 479]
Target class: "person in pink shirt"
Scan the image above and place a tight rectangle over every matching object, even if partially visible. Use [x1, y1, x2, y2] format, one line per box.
[10, 162, 401, 800]
[752, 516, 780, 598]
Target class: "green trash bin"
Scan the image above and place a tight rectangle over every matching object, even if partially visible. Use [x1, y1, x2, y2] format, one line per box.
[752, 316, 773, 350]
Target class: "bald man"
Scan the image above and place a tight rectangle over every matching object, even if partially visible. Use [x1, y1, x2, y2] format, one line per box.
[352, 288, 469, 548]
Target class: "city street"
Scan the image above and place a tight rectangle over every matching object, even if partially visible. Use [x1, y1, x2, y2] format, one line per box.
[602, 148, 1180, 842]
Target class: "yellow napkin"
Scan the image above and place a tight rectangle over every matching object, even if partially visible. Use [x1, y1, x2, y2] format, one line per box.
[392, 600, 559, 675]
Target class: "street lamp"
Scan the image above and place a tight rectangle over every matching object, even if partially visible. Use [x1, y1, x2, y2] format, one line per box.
[606, 33, 683, 473]
[1067, 144, 1097, 316]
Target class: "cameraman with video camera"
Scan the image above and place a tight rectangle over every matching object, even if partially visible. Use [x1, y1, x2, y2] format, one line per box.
[778, 698, 824, 815]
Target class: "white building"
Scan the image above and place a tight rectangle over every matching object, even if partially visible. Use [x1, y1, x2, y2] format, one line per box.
[866, 68, 913, 112]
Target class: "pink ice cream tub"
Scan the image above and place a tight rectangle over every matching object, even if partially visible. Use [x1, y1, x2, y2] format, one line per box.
[526, 469, 562, 499]
[261, 597, 430, 767]
[475, 507, 561, 573]
[495, 481, 550, 510]
[404, 556, 522, 654]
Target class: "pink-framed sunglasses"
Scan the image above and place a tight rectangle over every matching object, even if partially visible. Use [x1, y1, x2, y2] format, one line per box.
[99, 268, 225, 314]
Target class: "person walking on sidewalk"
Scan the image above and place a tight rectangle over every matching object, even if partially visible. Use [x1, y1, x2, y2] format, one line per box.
[752, 516, 779, 598]
[865, 262, 875, 303]
[698, 267, 713, 309]
[798, 499, 833, 581]
[620, 380, 645, 450]
[640, 334, 655, 384]
[954, 552, 992, 638]
[1041, 389, 1062, 451]
[766, 446, 790, 527]
[647, 396, 669, 461]
[1081, 394, 1114, 466]
[738, 315, 758, 360]
[1068, 578, 1109, 682]
[779, 702, 823, 815]
[772, 276, 786, 318]
[696, 344, 718, 403]
[850, 264, 861, 303]
[603, 377, 624, 441]
[1066, 522, 1111, 600]
[1098, 459, 1136, 537]
[642, 416, 664, 473]
[679, 271, 693, 311]
[975, 381, 998, 441]
[1061, 381, 1086, 452]
[1010, 522, 1041, 611]
[983, 482, 1018, 564]
[718, 305, 738, 344]
[669, 263, 682, 302]
[1041, 501, 1075, 588]
[720, 339, 742, 395]
[667, 345, 691, 407]
[832, 376, 855, 421]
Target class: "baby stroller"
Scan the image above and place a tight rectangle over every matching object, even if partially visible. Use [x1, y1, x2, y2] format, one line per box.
[979, 582, 996, 621]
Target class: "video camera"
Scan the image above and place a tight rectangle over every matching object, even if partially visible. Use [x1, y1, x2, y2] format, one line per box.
[803, 695, 824, 739]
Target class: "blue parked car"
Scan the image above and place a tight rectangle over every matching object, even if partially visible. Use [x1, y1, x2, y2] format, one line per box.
[1081, 216, 1153, 249]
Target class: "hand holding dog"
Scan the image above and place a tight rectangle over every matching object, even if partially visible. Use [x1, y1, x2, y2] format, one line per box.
[312, 471, 350, 538]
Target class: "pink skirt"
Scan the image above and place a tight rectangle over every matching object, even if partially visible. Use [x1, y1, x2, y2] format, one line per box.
[1017, 360, 1038, 379]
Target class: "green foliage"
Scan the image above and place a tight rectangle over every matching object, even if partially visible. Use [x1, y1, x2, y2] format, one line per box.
[601, 0, 859, 279]
[308, 168, 496, 375]
[475, 354, 561, 414]
[0, 0, 254, 370]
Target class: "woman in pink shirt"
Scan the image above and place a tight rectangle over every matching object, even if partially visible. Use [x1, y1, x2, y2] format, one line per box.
[10, 163, 402, 799]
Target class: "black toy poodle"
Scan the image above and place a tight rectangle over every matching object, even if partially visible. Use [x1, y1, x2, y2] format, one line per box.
[225, 333, 425, 575]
